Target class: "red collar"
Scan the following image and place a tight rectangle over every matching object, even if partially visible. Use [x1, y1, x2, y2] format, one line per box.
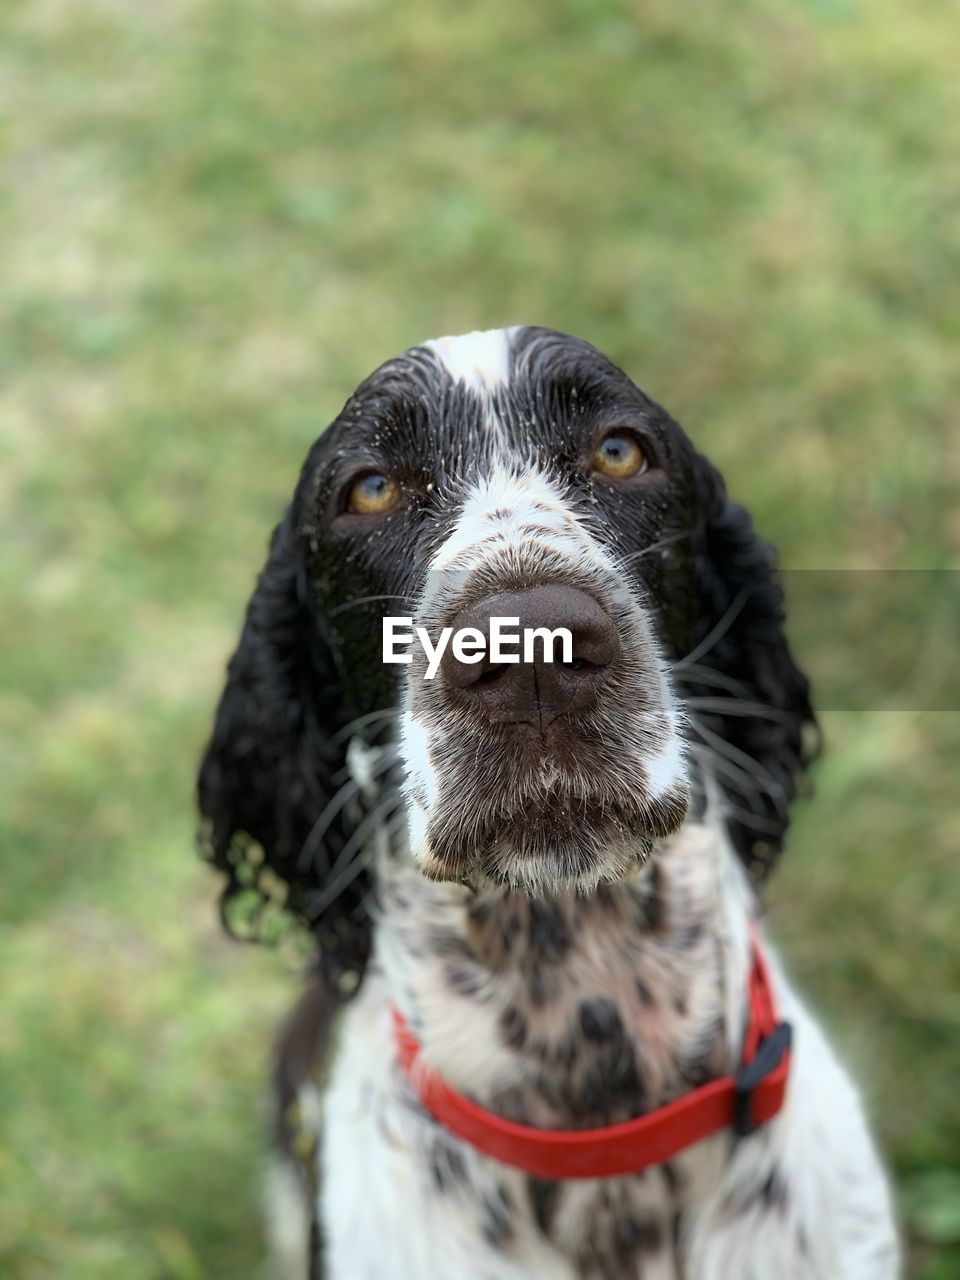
[391, 926, 791, 1181]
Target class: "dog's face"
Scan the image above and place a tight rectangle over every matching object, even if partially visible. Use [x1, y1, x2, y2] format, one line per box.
[199, 327, 814, 968]
[298, 328, 697, 893]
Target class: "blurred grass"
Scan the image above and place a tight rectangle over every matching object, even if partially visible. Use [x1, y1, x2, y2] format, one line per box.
[1, 0, 957, 1275]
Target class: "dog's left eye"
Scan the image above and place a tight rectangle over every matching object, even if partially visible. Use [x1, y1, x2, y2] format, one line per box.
[591, 432, 649, 480]
[346, 472, 401, 515]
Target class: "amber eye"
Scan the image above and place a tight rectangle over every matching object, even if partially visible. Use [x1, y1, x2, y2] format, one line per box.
[591, 432, 649, 479]
[346, 472, 400, 515]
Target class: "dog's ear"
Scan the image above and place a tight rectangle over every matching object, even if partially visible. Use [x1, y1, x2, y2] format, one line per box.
[681, 453, 818, 880]
[197, 507, 372, 979]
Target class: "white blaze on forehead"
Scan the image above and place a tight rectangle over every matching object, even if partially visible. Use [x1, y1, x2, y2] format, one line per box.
[427, 464, 617, 577]
[424, 328, 515, 394]
[429, 466, 575, 571]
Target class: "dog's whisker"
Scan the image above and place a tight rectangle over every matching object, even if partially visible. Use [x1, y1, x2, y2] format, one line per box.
[296, 777, 363, 873]
[329, 593, 415, 618]
[671, 663, 754, 697]
[688, 717, 789, 797]
[672, 586, 751, 671]
[307, 851, 373, 917]
[332, 706, 400, 744]
[687, 742, 769, 813]
[687, 733, 788, 818]
[321, 793, 405, 883]
[714, 799, 786, 836]
[307, 795, 404, 914]
[331, 742, 402, 787]
[617, 529, 695, 567]
[682, 696, 797, 726]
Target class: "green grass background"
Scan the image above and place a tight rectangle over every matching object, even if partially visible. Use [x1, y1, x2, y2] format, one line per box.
[1, 1, 957, 1275]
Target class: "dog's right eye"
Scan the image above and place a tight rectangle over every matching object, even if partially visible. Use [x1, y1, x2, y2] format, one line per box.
[346, 472, 401, 516]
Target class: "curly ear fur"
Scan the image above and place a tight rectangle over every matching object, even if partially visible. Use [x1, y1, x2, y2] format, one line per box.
[197, 508, 373, 979]
[685, 454, 818, 880]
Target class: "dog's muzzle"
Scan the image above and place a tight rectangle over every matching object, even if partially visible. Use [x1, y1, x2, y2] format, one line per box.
[398, 470, 689, 892]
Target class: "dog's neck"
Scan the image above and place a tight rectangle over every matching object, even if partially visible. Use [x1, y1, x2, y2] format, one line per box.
[377, 816, 756, 1131]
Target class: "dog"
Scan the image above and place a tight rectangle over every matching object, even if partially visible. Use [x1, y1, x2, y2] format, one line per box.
[198, 327, 898, 1278]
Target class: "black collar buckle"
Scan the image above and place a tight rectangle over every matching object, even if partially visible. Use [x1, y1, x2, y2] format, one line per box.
[733, 1021, 793, 1138]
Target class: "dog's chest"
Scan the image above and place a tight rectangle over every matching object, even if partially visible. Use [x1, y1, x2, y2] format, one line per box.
[321, 831, 745, 1278]
[322, 968, 731, 1280]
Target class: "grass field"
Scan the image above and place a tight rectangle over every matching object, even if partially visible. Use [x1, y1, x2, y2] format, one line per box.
[1, 1, 958, 1276]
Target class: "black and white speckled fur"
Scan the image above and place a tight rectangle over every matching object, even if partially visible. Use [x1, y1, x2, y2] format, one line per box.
[198, 327, 898, 1278]
[325, 822, 895, 1279]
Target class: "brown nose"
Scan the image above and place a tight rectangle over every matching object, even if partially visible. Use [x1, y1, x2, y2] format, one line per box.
[440, 585, 620, 728]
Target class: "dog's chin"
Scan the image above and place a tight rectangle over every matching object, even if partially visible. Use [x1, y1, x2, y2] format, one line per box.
[479, 822, 652, 896]
[415, 790, 689, 896]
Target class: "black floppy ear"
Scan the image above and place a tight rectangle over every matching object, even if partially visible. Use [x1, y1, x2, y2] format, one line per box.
[681, 454, 818, 881]
[197, 508, 372, 978]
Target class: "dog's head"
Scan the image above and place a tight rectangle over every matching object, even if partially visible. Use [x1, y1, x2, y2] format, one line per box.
[199, 327, 815, 971]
